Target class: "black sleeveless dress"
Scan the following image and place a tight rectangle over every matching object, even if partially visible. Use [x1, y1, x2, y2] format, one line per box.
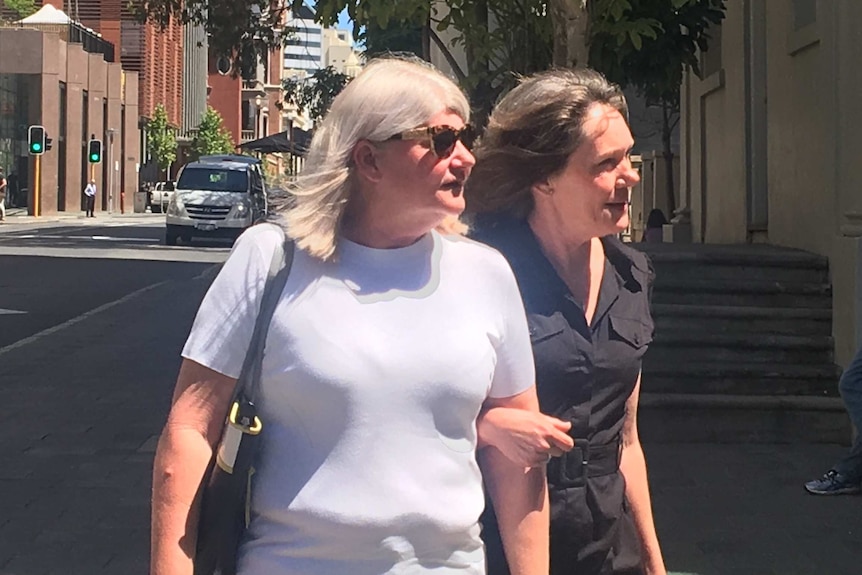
[472, 216, 654, 575]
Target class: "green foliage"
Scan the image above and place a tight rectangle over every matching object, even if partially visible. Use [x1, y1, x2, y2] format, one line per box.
[134, 0, 287, 71]
[363, 20, 425, 58]
[283, 67, 350, 124]
[191, 107, 235, 160]
[145, 104, 177, 172]
[3, 0, 37, 18]
[589, 0, 726, 107]
[308, 0, 553, 122]
[589, 0, 726, 213]
[132, 0, 552, 121]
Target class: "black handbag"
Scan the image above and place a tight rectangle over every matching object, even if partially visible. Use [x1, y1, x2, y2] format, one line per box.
[194, 229, 294, 575]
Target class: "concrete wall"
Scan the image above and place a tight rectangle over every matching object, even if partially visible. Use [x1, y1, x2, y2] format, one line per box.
[683, 0, 748, 244]
[65, 44, 88, 212]
[123, 71, 140, 201]
[764, 1, 832, 257]
[680, 0, 862, 365]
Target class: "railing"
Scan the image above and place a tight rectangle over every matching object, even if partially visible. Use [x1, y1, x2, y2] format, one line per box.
[241, 130, 256, 143]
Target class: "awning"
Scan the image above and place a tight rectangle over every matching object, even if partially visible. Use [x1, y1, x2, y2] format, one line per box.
[237, 129, 312, 155]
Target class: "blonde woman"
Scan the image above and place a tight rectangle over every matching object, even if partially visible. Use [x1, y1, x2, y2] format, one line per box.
[151, 57, 549, 575]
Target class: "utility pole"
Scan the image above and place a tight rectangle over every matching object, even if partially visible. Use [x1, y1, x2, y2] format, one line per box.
[106, 129, 116, 213]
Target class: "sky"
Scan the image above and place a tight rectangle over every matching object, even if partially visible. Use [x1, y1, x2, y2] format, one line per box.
[337, 10, 351, 29]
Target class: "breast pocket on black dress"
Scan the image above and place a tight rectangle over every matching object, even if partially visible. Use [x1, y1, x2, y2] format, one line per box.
[528, 312, 592, 417]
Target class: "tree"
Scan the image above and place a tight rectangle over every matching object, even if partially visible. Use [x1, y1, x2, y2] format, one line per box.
[283, 67, 350, 124]
[3, 0, 37, 19]
[191, 107, 235, 159]
[363, 20, 425, 59]
[589, 0, 726, 214]
[133, 0, 555, 124]
[145, 104, 177, 174]
[549, 0, 589, 67]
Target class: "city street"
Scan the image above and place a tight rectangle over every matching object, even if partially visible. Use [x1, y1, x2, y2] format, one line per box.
[0, 215, 859, 574]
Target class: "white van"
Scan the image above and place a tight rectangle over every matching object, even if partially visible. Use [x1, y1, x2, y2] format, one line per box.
[165, 160, 267, 245]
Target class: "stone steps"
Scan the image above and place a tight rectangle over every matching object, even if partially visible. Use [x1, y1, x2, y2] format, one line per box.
[650, 278, 832, 308]
[641, 361, 840, 396]
[639, 394, 850, 444]
[648, 333, 833, 366]
[637, 242, 843, 443]
[652, 304, 831, 336]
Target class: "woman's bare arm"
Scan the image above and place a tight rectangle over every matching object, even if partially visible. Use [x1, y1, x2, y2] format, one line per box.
[479, 387, 550, 575]
[150, 359, 236, 575]
[619, 372, 666, 575]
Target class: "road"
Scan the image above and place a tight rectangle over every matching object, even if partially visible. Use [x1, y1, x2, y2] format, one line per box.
[0, 214, 859, 574]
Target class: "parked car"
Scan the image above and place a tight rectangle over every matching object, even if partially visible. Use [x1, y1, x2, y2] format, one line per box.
[164, 160, 268, 245]
[149, 181, 175, 214]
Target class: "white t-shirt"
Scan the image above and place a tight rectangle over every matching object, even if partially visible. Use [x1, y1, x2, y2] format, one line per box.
[182, 223, 535, 575]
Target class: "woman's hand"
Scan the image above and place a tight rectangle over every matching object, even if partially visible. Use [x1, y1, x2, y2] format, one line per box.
[478, 407, 575, 468]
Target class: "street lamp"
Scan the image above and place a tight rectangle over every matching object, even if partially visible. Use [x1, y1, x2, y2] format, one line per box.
[285, 111, 297, 177]
[105, 128, 117, 213]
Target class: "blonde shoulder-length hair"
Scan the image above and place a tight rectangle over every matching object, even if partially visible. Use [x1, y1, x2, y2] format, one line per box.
[276, 55, 471, 261]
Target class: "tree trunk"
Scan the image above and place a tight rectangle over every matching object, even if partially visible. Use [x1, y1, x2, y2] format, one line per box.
[548, 0, 589, 68]
[421, 12, 431, 61]
[661, 98, 677, 215]
[465, 0, 494, 127]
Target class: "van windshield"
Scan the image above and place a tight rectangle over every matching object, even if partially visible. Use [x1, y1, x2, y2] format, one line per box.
[177, 168, 248, 192]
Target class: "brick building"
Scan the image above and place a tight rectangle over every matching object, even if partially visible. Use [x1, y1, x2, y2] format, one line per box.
[50, 0, 183, 125]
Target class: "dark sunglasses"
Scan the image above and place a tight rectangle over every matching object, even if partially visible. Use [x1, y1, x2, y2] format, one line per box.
[389, 124, 476, 158]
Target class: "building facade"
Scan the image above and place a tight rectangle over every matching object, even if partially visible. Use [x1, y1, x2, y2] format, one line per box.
[678, 0, 862, 364]
[54, 0, 183, 126]
[0, 24, 140, 215]
[283, 4, 323, 78]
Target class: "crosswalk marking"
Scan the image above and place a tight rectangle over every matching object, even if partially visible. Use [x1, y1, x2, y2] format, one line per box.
[0, 308, 28, 315]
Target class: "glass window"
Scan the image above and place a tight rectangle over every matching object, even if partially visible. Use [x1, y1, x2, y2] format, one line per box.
[177, 168, 249, 192]
[793, 0, 816, 29]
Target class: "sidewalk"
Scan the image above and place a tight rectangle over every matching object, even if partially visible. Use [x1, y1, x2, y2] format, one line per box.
[0, 260, 859, 574]
[1, 206, 162, 227]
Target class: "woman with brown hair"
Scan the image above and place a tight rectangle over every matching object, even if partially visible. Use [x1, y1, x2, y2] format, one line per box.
[468, 68, 666, 575]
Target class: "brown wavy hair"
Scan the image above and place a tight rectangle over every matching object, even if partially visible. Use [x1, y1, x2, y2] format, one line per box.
[465, 68, 628, 218]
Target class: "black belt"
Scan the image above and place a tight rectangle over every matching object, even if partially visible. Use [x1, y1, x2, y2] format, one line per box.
[548, 436, 622, 489]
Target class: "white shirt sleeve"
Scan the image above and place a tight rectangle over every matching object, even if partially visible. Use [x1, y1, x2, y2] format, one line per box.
[181, 224, 282, 378]
[486, 257, 536, 399]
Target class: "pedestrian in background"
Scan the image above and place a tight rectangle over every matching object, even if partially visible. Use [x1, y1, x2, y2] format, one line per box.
[467, 68, 666, 575]
[805, 345, 862, 495]
[0, 167, 7, 222]
[641, 208, 667, 243]
[84, 179, 96, 217]
[151, 56, 550, 575]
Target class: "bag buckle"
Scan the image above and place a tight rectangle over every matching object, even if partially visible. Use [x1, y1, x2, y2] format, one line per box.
[216, 401, 262, 474]
[228, 400, 262, 435]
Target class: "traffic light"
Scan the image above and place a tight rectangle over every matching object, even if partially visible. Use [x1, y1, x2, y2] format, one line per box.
[45, 137, 53, 152]
[28, 125, 46, 155]
[87, 139, 103, 163]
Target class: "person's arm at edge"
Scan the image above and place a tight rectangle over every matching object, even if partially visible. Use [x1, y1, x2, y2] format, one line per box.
[479, 387, 549, 575]
[619, 371, 666, 575]
[150, 359, 236, 575]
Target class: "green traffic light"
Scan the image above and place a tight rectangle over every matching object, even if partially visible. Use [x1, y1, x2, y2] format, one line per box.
[32, 144, 42, 152]
[90, 154, 99, 161]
